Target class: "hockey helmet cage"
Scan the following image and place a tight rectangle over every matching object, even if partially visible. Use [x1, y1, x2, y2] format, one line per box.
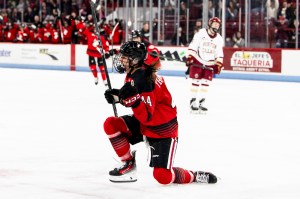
[113, 41, 146, 73]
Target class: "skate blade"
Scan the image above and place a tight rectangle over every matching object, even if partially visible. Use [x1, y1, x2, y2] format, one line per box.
[190, 110, 207, 115]
[199, 110, 207, 115]
[109, 172, 137, 183]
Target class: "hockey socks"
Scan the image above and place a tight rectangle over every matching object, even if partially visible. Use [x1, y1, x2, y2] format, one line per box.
[173, 167, 195, 184]
[103, 117, 132, 161]
[153, 167, 194, 184]
[99, 65, 107, 81]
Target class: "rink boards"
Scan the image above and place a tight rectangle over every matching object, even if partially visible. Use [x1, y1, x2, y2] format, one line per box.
[0, 43, 299, 82]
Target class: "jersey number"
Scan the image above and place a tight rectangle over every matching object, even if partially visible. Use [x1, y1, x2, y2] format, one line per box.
[141, 96, 152, 107]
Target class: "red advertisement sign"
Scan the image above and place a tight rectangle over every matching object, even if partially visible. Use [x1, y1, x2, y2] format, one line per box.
[223, 48, 282, 73]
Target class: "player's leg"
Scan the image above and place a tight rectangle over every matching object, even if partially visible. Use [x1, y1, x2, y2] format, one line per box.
[198, 69, 214, 113]
[148, 137, 217, 184]
[89, 56, 98, 85]
[189, 65, 203, 112]
[103, 115, 143, 182]
[147, 137, 193, 184]
[97, 57, 108, 87]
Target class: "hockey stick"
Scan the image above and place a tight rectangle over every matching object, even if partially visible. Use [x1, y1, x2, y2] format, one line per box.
[56, 9, 64, 44]
[110, 22, 119, 72]
[156, 53, 214, 71]
[90, 0, 118, 117]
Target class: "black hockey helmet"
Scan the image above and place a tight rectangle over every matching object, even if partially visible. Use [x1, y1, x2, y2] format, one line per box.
[131, 30, 142, 39]
[113, 41, 146, 73]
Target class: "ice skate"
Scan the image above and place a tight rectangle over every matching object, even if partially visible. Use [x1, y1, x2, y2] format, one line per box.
[199, 98, 208, 114]
[109, 150, 137, 183]
[94, 77, 99, 85]
[103, 79, 108, 88]
[190, 98, 199, 114]
[194, 171, 217, 184]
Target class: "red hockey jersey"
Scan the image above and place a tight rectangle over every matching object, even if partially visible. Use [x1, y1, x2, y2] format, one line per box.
[84, 28, 109, 57]
[124, 69, 178, 138]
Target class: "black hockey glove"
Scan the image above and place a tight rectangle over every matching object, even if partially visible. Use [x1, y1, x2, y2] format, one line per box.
[109, 49, 118, 56]
[104, 88, 120, 104]
[104, 53, 110, 59]
[119, 82, 141, 108]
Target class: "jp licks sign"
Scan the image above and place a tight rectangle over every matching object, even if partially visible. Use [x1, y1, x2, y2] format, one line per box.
[223, 48, 282, 73]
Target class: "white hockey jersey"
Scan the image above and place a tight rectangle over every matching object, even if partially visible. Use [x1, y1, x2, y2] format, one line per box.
[187, 28, 224, 66]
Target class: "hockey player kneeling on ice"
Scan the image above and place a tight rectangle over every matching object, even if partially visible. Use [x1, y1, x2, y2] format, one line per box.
[186, 17, 224, 114]
[103, 41, 217, 184]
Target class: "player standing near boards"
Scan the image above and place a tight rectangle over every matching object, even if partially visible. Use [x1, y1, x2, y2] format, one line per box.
[84, 22, 110, 86]
[186, 17, 224, 114]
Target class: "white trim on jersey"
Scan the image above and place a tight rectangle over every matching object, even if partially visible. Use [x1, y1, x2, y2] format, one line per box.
[167, 138, 178, 169]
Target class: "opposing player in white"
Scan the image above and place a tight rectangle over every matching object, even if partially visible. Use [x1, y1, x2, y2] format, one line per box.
[186, 17, 224, 114]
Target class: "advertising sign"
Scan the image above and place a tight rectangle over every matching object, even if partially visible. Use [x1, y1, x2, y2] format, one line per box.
[223, 48, 282, 73]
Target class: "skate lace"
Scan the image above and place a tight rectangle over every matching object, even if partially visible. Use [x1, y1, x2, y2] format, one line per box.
[112, 157, 129, 170]
[196, 172, 209, 183]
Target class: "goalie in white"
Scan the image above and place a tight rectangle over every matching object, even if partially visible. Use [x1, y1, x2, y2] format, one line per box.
[186, 17, 224, 114]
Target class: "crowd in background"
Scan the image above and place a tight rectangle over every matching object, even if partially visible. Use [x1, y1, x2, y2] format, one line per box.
[0, 0, 299, 48]
[0, 0, 124, 44]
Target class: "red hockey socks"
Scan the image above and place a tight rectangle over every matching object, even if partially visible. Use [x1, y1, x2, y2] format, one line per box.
[103, 117, 132, 161]
[172, 167, 195, 184]
[90, 64, 98, 78]
[153, 167, 194, 184]
[99, 65, 107, 81]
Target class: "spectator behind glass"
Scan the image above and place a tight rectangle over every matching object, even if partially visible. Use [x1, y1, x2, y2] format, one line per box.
[140, 22, 150, 40]
[208, 0, 215, 18]
[232, 31, 245, 48]
[165, 4, 175, 15]
[33, 15, 43, 29]
[265, 0, 279, 21]
[194, 19, 202, 31]
[277, 0, 295, 23]
[226, 0, 238, 20]
[275, 16, 289, 48]
[23, 7, 35, 23]
[171, 26, 187, 46]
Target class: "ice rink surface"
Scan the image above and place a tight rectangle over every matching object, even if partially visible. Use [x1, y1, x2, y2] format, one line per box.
[1, 68, 300, 199]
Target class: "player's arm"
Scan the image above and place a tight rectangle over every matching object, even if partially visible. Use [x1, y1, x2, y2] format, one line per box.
[144, 45, 160, 67]
[214, 38, 224, 74]
[214, 57, 223, 74]
[118, 82, 155, 123]
[131, 91, 155, 123]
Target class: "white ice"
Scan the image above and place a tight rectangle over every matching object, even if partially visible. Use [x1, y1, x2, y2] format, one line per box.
[1, 68, 300, 199]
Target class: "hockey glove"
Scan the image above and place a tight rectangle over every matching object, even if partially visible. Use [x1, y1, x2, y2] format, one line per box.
[186, 55, 194, 66]
[104, 88, 120, 104]
[104, 53, 110, 59]
[215, 61, 223, 74]
[119, 82, 141, 108]
[109, 49, 118, 56]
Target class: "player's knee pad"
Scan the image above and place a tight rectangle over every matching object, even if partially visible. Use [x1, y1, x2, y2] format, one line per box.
[103, 117, 128, 136]
[153, 167, 174, 185]
[99, 65, 105, 72]
[90, 64, 97, 71]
